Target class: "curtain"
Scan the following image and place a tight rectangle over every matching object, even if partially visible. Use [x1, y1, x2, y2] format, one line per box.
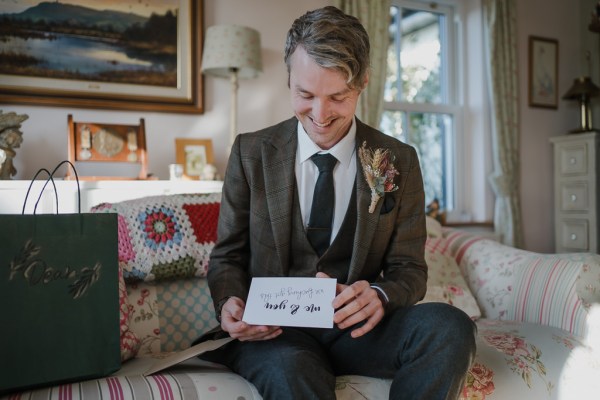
[483, 0, 524, 248]
[333, 0, 391, 127]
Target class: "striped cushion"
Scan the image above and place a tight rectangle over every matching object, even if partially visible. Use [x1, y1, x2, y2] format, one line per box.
[1, 361, 261, 400]
[443, 228, 598, 337]
[441, 228, 486, 264]
[508, 257, 585, 335]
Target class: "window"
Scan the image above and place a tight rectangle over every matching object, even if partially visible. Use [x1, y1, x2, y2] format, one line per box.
[381, 0, 458, 212]
[380, 0, 492, 223]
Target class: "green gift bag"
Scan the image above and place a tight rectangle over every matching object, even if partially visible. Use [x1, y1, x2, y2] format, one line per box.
[0, 162, 120, 394]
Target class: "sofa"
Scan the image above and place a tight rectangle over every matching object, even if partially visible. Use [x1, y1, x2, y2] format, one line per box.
[3, 192, 599, 399]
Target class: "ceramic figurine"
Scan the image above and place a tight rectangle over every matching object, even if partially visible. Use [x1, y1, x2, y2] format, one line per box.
[0, 111, 28, 180]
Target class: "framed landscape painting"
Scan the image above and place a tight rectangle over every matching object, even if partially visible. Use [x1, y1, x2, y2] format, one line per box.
[0, 0, 203, 113]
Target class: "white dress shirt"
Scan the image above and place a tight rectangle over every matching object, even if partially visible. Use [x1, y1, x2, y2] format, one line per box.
[295, 118, 357, 244]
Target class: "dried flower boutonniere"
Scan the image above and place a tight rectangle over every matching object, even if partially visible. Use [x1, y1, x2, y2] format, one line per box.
[358, 141, 399, 213]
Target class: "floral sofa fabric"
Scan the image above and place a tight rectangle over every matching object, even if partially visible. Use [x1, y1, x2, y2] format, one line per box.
[3, 194, 599, 400]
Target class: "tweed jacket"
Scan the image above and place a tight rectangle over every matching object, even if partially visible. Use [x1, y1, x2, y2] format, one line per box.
[207, 116, 427, 316]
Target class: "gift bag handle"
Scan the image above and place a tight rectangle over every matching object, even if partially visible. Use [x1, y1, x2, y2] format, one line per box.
[22, 161, 81, 215]
[22, 168, 58, 215]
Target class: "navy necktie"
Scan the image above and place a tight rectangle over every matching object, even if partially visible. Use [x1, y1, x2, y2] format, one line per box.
[307, 153, 338, 257]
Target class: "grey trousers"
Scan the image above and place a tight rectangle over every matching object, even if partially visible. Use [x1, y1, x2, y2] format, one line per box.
[201, 302, 477, 400]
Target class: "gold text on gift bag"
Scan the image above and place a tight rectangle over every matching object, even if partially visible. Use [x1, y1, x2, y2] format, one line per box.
[8, 239, 102, 299]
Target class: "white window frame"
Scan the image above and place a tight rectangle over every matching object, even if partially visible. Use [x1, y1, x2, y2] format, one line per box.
[384, 0, 493, 223]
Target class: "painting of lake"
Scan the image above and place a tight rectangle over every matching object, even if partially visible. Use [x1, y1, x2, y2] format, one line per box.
[0, 0, 180, 87]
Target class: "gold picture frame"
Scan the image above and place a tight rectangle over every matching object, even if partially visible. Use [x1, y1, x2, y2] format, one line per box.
[528, 36, 559, 109]
[0, 0, 203, 114]
[175, 138, 214, 180]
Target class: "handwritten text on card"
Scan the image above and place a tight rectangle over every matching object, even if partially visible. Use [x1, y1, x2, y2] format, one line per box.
[242, 277, 336, 328]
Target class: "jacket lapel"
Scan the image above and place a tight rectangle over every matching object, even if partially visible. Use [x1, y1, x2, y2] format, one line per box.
[259, 117, 386, 280]
[347, 121, 385, 282]
[261, 118, 298, 274]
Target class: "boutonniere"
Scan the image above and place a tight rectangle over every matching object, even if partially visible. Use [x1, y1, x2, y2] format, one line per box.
[358, 141, 399, 213]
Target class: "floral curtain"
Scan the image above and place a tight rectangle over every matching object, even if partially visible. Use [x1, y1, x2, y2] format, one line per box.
[333, 0, 391, 127]
[483, 0, 524, 248]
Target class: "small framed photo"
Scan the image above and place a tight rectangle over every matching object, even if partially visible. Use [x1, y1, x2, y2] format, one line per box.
[175, 138, 214, 180]
[528, 36, 559, 109]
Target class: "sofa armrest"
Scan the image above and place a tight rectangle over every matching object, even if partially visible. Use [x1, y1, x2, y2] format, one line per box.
[443, 229, 600, 338]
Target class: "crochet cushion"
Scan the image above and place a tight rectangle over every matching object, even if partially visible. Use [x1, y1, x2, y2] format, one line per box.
[90, 193, 221, 283]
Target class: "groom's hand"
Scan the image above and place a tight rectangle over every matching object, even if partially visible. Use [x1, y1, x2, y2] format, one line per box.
[316, 272, 385, 338]
[220, 296, 282, 341]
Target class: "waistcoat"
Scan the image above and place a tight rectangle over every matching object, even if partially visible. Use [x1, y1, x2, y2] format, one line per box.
[289, 183, 358, 284]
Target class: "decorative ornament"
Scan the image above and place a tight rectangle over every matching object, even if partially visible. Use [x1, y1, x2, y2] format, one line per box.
[79, 125, 92, 160]
[358, 141, 399, 213]
[92, 127, 124, 158]
[0, 110, 28, 180]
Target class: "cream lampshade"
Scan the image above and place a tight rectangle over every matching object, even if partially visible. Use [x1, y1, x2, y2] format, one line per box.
[201, 25, 262, 147]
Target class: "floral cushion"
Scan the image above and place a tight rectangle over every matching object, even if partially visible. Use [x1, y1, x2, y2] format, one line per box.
[419, 237, 482, 319]
[118, 265, 140, 361]
[425, 215, 443, 238]
[91, 193, 221, 283]
[461, 319, 597, 399]
[337, 319, 598, 400]
[6, 318, 596, 400]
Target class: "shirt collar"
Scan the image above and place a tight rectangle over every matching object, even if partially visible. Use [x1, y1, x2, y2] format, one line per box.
[297, 118, 356, 167]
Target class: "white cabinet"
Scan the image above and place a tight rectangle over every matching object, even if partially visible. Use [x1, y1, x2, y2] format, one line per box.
[550, 132, 599, 253]
[0, 180, 223, 214]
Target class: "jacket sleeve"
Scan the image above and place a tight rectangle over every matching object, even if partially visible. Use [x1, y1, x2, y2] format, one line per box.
[370, 143, 428, 312]
[206, 135, 252, 309]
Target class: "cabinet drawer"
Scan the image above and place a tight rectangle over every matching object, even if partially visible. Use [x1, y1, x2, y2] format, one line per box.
[558, 143, 588, 176]
[559, 182, 589, 211]
[558, 218, 589, 251]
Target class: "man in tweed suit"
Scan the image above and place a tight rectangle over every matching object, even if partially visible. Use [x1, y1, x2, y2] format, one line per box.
[200, 6, 476, 399]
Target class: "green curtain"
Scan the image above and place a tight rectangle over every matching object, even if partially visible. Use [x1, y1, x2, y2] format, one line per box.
[483, 0, 524, 248]
[333, 0, 391, 127]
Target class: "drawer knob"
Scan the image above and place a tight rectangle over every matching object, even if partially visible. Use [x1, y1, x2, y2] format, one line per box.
[571, 194, 577, 202]
[571, 233, 577, 241]
[569, 157, 577, 165]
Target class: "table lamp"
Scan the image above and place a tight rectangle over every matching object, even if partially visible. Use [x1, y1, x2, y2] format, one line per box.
[201, 25, 262, 147]
[562, 76, 600, 133]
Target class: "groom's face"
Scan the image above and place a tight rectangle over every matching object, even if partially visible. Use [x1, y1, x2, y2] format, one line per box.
[289, 46, 362, 150]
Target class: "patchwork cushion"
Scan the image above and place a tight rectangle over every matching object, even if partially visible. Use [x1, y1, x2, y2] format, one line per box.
[90, 193, 221, 283]
[127, 278, 218, 354]
[420, 237, 482, 319]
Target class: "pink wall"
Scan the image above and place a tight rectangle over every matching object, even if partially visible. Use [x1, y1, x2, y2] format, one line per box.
[2, 0, 331, 182]
[1, 0, 590, 252]
[517, 0, 582, 252]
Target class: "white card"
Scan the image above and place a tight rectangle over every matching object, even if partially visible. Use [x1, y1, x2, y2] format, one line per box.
[242, 277, 336, 328]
